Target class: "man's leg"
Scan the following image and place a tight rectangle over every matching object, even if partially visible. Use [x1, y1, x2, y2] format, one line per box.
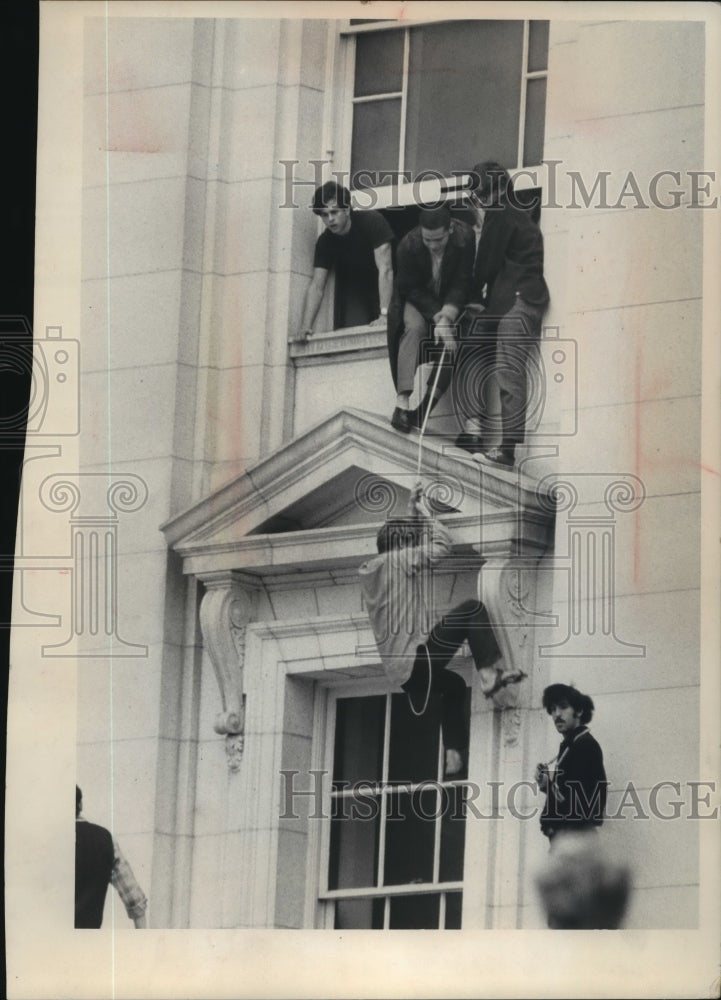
[407, 599, 502, 769]
[453, 310, 498, 452]
[493, 296, 543, 460]
[392, 302, 429, 432]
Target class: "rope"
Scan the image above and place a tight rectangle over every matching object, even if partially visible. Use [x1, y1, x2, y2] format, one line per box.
[408, 644, 433, 718]
[415, 343, 447, 478]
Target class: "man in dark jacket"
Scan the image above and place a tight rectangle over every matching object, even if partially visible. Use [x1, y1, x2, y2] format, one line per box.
[455, 161, 550, 467]
[535, 684, 608, 846]
[75, 785, 148, 928]
[387, 206, 474, 433]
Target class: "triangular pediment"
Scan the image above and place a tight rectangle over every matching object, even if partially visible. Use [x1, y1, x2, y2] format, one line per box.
[161, 409, 554, 577]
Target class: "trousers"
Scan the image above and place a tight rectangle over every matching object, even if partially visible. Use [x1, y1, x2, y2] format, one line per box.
[456, 296, 544, 447]
[401, 598, 501, 753]
[396, 301, 455, 397]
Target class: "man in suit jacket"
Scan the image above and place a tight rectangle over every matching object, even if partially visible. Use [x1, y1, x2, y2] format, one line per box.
[535, 684, 607, 845]
[456, 161, 550, 467]
[387, 205, 474, 433]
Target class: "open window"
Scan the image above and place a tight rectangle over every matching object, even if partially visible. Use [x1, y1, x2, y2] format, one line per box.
[316, 18, 549, 335]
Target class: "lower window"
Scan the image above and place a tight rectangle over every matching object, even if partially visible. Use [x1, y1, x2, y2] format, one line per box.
[321, 686, 470, 929]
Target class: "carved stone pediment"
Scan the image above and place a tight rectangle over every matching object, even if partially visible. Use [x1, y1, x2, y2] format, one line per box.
[162, 408, 557, 762]
[162, 409, 553, 577]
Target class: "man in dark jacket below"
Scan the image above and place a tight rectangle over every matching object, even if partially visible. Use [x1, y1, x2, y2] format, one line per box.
[75, 785, 148, 928]
[387, 205, 474, 433]
[455, 161, 550, 467]
[535, 684, 607, 846]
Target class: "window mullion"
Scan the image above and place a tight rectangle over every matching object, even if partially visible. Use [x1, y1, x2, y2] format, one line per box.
[517, 20, 530, 171]
[397, 28, 410, 176]
[376, 693, 392, 890]
[439, 891, 447, 930]
[352, 91, 403, 105]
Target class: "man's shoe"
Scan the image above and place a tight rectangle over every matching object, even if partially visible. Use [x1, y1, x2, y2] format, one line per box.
[391, 407, 412, 434]
[454, 432, 485, 454]
[409, 392, 436, 431]
[477, 446, 514, 468]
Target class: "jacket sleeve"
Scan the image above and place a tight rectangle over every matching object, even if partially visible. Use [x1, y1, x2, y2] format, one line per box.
[441, 225, 475, 311]
[396, 236, 441, 320]
[502, 212, 549, 308]
[560, 738, 607, 825]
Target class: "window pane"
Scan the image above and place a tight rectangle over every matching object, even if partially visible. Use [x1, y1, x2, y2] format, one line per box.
[383, 788, 437, 886]
[439, 785, 467, 883]
[354, 31, 403, 97]
[328, 798, 381, 890]
[388, 691, 441, 784]
[334, 896, 384, 929]
[523, 77, 547, 167]
[445, 892, 463, 929]
[351, 100, 401, 184]
[333, 695, 385, 786]
[528, 21, 549, 72]
[404, 21, 524, 178]
[389, 892, 440, 929]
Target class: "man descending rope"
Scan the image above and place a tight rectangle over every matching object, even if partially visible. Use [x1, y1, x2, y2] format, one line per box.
[359, 482, 506, 777]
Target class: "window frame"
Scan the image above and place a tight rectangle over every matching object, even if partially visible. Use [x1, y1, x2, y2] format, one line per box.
[313, 675, 472, 930]
[334, 17, 549, 205]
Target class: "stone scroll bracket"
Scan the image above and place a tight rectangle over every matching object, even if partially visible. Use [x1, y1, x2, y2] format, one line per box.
[198, 571, 258, 767]
[479, 556, 548, 742]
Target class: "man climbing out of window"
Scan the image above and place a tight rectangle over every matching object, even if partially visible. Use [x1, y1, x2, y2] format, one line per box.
[359, 481, 507, 777]
[386, 205, 475, 434]
[297, 181, 394, 338]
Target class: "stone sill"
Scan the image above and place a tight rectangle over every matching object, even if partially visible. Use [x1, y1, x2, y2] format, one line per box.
[289, 324, 387, 363]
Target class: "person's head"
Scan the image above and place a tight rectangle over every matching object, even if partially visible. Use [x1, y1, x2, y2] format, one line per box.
[76, 785, 82, 818]
[535, 832, 632, 929]
[469, 160, 513, 205]
[376, 518, 422, 555]
[312, 181, 352, 235]
[542, 683, 595, 735]
[419, 205, 452, 253]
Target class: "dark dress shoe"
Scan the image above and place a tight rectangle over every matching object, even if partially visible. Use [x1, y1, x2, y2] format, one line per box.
[478, 446, 515, 468]
[409, 392, 436, 431]
[390, 407, 412, 433]
[454, 432, 485, 454]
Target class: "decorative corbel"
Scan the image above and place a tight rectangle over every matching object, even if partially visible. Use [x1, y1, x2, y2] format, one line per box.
[198, 571, 257, 767]
[478, 556, 542, 742]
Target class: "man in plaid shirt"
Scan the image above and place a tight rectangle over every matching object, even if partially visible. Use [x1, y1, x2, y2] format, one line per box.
[75, 785, 148, 928]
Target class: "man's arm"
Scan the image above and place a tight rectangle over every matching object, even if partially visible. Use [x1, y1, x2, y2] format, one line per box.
[111, 840, 148, 928]
[440, 226, 474, 317]
[370, 242, 393, 325]
[401, 483, 452, 573]
[298, 267, 329, 338]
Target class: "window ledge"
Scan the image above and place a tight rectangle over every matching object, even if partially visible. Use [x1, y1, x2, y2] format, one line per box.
[289, 324, 387, 361]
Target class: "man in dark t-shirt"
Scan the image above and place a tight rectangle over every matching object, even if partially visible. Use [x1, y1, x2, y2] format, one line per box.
[298, 181, 394, 337]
